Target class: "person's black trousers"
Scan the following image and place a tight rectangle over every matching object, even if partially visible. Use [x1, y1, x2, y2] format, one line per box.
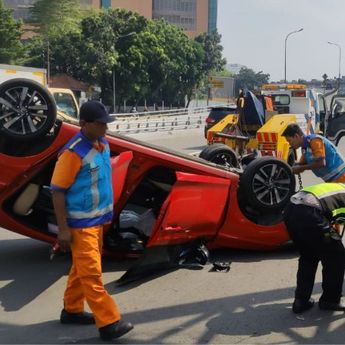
[284, 203, 345, 303]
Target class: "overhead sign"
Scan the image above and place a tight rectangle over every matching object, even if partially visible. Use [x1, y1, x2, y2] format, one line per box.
[208, 76, 224, 89]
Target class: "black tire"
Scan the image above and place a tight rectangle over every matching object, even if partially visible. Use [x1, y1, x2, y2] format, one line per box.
[0, 78, 57, 141]
[239, 157, 295, 213]
[199, 144, 239, 168]
[199, 144, 222, 159]
[335, 134, 344, 146]
[287, 149, 296, 167]
[240, 154, 256, 169]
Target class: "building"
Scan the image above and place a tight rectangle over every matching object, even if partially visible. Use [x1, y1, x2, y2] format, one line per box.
[5, 0, 217, 38]
[3, 0, 36, 20]
[84, 0, 217, 37]
[80, 0, 153, 19]
[152, 0, 217, 37]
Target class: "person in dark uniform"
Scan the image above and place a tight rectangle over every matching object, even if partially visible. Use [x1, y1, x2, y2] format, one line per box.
[284, 183, 345, 313]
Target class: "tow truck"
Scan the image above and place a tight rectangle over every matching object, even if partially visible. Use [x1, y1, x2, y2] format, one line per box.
[200, 84, 328, 168]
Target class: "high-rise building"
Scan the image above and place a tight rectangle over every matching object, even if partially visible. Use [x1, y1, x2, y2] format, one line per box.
[152, 0, 216, 37]
[4, 0, 217, 37]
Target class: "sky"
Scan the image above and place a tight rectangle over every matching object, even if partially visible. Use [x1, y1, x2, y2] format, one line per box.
[217, 0, 345, 82]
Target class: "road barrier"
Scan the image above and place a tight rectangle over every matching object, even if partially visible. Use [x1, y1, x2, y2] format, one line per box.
[108, 106, 213, 133]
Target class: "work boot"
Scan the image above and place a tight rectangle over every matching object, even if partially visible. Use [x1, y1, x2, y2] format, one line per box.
[292, 298, 315, 314]
[319, 299, 345, 311]
[60, 309, 95, 325]
[99, 320, 134, 341]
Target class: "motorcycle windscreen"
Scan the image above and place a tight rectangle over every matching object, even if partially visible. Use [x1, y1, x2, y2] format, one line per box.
[111, 151, 133, 205]
[116, 172, 230, 285]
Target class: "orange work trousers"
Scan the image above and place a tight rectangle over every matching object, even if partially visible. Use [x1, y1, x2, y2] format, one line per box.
[63, 225, 121, 328]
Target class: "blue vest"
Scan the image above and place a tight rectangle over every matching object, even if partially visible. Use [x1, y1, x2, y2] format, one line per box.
[302, 134, 345, 181]
[60, 131, 113, 228]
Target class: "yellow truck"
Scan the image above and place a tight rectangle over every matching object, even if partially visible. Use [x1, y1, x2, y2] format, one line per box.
[0, 64, 79, 125]
[200, 84, 328, 168]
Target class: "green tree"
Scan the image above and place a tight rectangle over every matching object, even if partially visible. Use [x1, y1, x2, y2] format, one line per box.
[79, 9, 147, 106]
[141, 19, 205, 107]
[0, 0, 24, 64]
[30, 0, 81, 38]
[24, 8, 217, 109]
[235, 67, 270, 93]
[194, 31, 226, 74]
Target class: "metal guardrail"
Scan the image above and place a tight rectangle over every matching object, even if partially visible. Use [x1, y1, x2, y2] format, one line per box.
[108, 112, 208, 133]
[108, 106, 215, 133]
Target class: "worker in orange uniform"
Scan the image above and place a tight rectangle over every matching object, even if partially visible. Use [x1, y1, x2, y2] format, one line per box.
[51, 100, 133, 341]
[282, 123, 345, 182]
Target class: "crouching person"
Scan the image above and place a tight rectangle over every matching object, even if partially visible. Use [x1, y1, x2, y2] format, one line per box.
[284, 183, 345, 314]
[51, 101, 133, 340]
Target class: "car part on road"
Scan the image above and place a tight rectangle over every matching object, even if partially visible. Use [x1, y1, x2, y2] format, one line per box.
[178, 244, 209, 266]
[210, 261, 231, 272]
[0, 78, 56, 141]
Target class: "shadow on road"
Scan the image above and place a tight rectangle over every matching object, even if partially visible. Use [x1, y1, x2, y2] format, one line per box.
[1, 237, 345, 344]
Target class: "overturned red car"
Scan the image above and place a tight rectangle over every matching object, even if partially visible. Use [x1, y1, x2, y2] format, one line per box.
[0, 79, 295, 282]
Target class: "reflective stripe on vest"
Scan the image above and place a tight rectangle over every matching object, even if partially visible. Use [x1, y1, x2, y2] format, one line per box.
[303, 183, 345, 196]
[68, 204, 113, 219]
[302, 183, 345, 219]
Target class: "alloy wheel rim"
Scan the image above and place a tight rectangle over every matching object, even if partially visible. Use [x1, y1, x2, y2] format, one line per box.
[0, 86, 49, 136]
[252, 163, 291, 206]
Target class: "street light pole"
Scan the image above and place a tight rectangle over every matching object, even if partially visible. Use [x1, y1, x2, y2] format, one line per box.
[112, 32, 135, 113]
[284, 28, 303, 83]
[328, 41, 342, 83]
[112, 66, 116, 112]
[47, 40, 50, 86]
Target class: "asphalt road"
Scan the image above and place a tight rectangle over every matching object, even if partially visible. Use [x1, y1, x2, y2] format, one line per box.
[1, 129, 345, 344]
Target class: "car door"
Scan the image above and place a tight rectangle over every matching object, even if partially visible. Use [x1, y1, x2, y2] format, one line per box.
[110, 151, 133, 205]
[147, 172, 231, 246]
[326, 97, 345, 145]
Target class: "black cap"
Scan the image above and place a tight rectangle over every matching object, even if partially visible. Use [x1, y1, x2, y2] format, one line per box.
[79, 101, 113, 123]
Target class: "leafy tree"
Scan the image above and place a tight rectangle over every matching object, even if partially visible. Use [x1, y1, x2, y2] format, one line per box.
[30, 0, 81, 38]
[194, 31, 226, 74]
[0, 0, 24, 64]
[235, 67, 270, 94]
[79, 9, 147, 106]
[24, 7, 220, 109]
[216, 69, 233, 77]
[141, 19, 205, 107]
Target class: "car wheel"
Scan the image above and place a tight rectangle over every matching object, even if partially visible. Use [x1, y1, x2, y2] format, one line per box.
[287, 149, 296, 167]
[336, 134, 344, 146]
[199, 144, 221, 159]
[239, 157, 295, 213]
[199, 144, 239, 168]
[0, 78, 57, 141]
